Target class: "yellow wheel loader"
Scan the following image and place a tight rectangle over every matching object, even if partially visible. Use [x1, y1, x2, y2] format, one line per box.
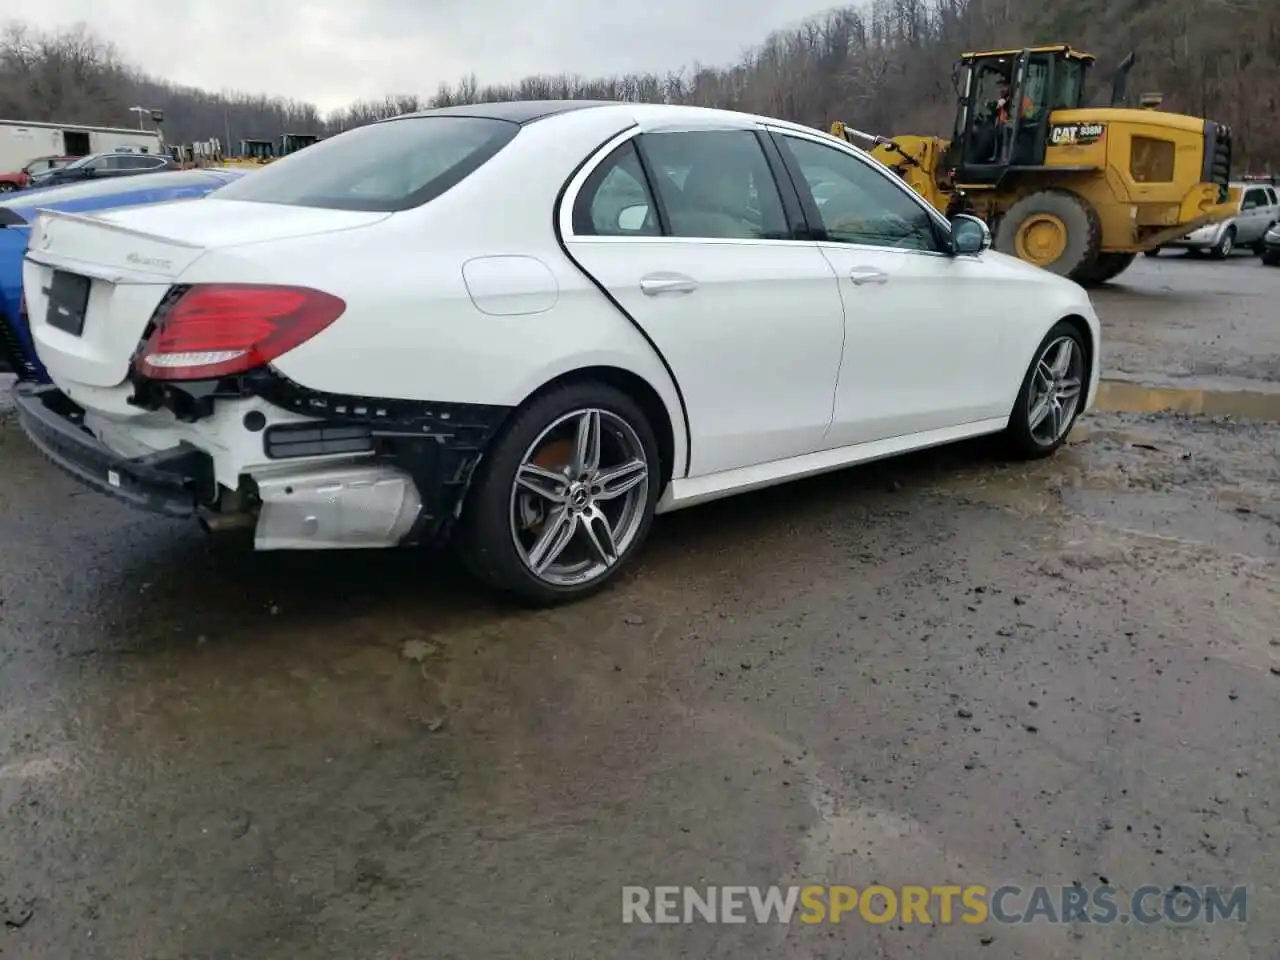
[830, 45, 1238, 284]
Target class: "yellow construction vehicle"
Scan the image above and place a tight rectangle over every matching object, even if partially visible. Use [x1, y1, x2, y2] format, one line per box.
[214, 138, 277, 170]
[830, 45, 1238, 284]
[215, 134, 320, 170]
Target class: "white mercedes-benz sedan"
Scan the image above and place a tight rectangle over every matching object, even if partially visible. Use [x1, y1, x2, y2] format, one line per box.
[16, 100, 1100, 604]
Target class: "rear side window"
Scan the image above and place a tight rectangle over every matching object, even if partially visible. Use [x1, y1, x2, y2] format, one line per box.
[640, 131, 789, 240]
[213, 116, 519, 212]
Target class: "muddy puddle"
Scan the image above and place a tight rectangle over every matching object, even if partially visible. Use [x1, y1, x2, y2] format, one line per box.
[1096, 379, 1280, 420]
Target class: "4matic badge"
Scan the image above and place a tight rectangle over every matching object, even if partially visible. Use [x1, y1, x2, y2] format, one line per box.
[1050, 123, 1105, 146]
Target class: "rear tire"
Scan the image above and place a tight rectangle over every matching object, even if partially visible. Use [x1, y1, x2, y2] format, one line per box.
[1001, 321, 1088, 461]
[1262, 251, 1280, 267]
[455, 381, 661, 606]
[0, 183, 16, 193]
[1078, 252, 1137, 286]
[994, 189, 1102, 280]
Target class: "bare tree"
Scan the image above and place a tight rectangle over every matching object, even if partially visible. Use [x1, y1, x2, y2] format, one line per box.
[0, 6, 1275, 168]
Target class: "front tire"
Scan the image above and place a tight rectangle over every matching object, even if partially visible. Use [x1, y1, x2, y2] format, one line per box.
[994, 189, 1102, 280]
[456, 381, 660, 605]
[1001, 321, 1087, 460]
[1078, 252, 1137, 286]
[1211, 227, 1235, 260]
[0, 183, 16, 194]
[1143, 247, 1162, 258]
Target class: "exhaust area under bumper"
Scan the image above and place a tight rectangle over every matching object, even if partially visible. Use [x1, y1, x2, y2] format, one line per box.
[249, 464, 423, 550]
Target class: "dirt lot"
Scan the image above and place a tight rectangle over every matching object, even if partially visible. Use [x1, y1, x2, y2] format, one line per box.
[1, 254, 1278, 959]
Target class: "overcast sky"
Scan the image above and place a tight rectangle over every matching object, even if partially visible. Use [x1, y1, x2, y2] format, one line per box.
[20, 1, 841, 113]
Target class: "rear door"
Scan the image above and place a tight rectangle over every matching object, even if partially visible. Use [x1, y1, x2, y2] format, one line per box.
[561, 127, 846, 477]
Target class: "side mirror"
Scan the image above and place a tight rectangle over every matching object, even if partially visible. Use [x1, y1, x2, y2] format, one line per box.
[949, 214, 990, 255]
[617, 204, 650, 232]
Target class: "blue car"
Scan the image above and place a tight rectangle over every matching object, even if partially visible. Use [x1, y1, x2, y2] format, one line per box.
[0, 168, 245, 383]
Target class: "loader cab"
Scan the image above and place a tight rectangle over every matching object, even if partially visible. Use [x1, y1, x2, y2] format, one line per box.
[948, 45, 1094, 186]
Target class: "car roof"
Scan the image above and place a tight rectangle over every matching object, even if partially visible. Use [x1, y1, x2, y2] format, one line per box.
[398, 99, 622, 124]
[391, 99, 826, 139]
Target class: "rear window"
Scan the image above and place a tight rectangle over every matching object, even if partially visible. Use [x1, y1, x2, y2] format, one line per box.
[212, 116, 520, 212]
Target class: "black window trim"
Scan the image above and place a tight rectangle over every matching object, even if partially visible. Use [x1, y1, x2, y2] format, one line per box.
[767, 126, 955, 256]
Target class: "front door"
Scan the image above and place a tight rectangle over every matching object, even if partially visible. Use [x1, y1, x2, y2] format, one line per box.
[562, 129, 847, 477]
[771, 129, 1012, 447]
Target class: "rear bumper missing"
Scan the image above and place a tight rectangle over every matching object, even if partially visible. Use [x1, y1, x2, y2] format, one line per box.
[17, 376, 516, 549]
[14, 383, 214, 517]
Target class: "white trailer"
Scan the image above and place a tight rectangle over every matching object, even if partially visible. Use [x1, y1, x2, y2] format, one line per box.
[0, 120, 164, 172]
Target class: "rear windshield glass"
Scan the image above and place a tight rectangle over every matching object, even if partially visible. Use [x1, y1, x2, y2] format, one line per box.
[212, 116, 520, 212]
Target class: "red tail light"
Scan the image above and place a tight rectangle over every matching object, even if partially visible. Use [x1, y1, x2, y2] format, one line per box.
[134, 284, 345, 381]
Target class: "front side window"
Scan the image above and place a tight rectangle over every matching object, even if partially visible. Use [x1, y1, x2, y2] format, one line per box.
[213, 116, 520, 212]
[1053, 59, 1087, 110]
[1021, 58, 1051, 121]
[639, 130, 789, 240]
[780, 135, 942, 252]
[572, 141, 660, 237]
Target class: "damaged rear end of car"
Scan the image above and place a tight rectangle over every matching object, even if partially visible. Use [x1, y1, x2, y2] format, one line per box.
[17, 203, 510, 551]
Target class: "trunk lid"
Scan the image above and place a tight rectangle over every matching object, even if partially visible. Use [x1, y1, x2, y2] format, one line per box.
[24, 201, 386, 391]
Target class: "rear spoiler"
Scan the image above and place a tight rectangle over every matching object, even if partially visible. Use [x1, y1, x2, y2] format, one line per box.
[24, 206, 201, 248]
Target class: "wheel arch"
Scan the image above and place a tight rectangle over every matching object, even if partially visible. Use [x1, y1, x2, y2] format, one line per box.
[1057, 313, 1096, 386]
[1008, 310, 1097, 419]
[512, 364, 681, 488]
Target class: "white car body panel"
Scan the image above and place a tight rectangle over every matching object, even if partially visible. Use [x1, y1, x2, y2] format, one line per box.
[19, 100, 1101, 563]
[564, 234, 846, 476]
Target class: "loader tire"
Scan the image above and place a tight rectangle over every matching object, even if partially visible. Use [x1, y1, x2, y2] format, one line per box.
[1077, 252, 1137, 286]
[995, 189, 1102, 281]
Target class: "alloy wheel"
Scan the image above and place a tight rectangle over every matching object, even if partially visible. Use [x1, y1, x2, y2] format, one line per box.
[1027, 336, 1083, 446]
[509, 408, 650, 587]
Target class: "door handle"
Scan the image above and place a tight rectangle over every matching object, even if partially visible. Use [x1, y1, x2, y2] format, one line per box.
[848, 267, 890, 286]
[640, 273, 698, 296]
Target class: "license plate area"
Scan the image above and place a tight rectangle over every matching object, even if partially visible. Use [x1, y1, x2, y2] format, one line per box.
[45, 270, 91, 336]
